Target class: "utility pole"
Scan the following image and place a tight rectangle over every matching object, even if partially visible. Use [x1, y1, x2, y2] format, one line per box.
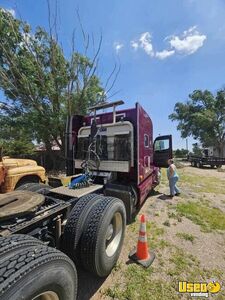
[186, 138, 188, 151]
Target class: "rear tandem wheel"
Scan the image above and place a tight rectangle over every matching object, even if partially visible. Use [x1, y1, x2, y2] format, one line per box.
[62, 194, 126, 277]
[80, 196, 126, 277]
[62, 193, 104, 263]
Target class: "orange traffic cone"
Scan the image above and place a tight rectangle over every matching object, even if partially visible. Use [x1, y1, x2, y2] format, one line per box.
[128, 214, 155, 267]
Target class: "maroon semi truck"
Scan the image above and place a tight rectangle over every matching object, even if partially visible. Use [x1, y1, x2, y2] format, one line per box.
[0, 101, 172, 300]
[65, 100, 172, 221]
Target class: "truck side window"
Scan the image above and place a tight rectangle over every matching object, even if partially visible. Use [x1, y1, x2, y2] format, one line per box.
[154, 139, 169, 151]
[144, 134, 149, 148]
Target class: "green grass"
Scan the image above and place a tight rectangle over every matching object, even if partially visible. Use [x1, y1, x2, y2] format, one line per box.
[104, 265, 180, 300]
[113, 167, 225, 300]
[160, 167, 225, 194]
[105, 244, 224, 300]
[167, 248, 194, 277]
[129, 221, 166, 249]
[176, 232, 195, 243]
[147, 223, 168, 249]
[159, 168, 167, 185]
[167, 247, 223, 282]
[176, 202, 225, 232]
[146, 222, 165, 235]
[178, 171, 225, 194]
[157, 239, 171, 250]
[104, 247, 224, 300]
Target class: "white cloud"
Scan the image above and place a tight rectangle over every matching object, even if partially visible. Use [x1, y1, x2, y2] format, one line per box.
[128, 26, 206, 60]
[130, 32, 173, 60]
[114, 42, 124, 54]
[183, 26, 197, 36]
[130, 40, 139, 51]
[139, 32, 154, 57]
[0, 8, 16, 18]
[168, 26, 206, 55]
[155, 49, 175, 60]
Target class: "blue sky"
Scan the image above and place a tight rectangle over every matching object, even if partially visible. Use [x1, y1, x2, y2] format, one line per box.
[1, 0, 225, 150]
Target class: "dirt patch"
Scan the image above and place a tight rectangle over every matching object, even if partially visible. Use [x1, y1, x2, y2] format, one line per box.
[185, 166, 225, 180]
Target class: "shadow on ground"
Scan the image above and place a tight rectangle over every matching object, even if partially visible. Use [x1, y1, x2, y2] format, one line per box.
[77, 268, 106, 300]
[157, 194, 172, 200]
[149, 190, 162, 196]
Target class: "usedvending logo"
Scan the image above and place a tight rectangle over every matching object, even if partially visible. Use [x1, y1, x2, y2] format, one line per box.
[178, 281, 221, 298]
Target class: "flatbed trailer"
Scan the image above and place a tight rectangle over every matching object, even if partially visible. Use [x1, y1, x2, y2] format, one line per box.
[188, 155, 225, 168]
[0, 101, 173, 300]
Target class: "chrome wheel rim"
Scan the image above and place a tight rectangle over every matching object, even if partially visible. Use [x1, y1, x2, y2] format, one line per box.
[32, 291, 59, 300]
[105, 212, 123, 257]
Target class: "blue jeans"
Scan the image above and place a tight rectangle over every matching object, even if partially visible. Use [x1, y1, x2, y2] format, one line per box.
[169, 177, 180, 196]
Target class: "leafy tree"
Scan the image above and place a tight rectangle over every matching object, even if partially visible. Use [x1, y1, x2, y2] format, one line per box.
[191, 143, 202, 156]
[174, 148, 189, 158]
[0, 9, 105, 157]
[0, 109, 35, 156]
[169, 90, 225, 156]
[0, 139, 35, 157]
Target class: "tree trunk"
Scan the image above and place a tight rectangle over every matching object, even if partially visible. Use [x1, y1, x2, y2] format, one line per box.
[217, 142, 225, 157]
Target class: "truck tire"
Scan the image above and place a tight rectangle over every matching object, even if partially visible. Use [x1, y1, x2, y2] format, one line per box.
[0, 245, 77, 300]
[0, 234, 43, 262]
[191, 161, 195, 167]
[63, 193, 103, 261]
[196, 162, 202, 168]
[80, 196, 126, 277]
[16, 183, 51, 194]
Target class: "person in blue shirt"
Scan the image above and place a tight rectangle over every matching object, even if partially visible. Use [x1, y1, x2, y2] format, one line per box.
[167, 159, 180, 198]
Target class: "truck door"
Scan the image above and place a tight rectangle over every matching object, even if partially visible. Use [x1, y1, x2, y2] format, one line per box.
[153, 135, 172, 167]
